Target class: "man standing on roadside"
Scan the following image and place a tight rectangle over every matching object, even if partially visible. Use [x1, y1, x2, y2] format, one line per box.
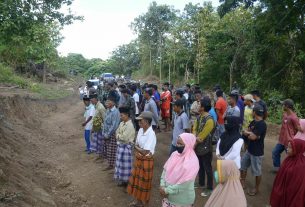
[170, 99, 190, 154]
[251, 90, 268, 120]
[240, 104, 267, 196]
[215, 90, 227, 135]
[160, 82, 172, 132]
[103, 97, 120, 171]
[271, 99, 303, 173]
[90, 91, 106, 159]
[144, 88, 159, 131]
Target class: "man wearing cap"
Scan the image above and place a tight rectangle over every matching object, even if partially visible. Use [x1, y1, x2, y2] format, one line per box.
[114, 106, 135, 187]
[90, 91, 106, 160]
[127, 111, 157, 207]
[243, 94, 255, 130]
[251, 90, 268, 120]
[102, 97, 120, 170]
[271, 99, 303, 173]
[170, 99, 190, 155]
[144, 88, 159, 131]
[82, 95, 95, 153]
[240, 104, 267, 196]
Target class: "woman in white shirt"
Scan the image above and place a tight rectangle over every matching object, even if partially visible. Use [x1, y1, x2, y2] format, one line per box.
[216, 116, 243, 169]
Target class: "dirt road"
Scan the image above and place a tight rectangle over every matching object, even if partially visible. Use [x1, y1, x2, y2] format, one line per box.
[0, 95, 281, 207]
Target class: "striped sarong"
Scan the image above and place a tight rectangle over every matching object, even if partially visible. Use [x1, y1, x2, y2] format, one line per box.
[104, 134, 117, 167]
[114, 143, 133, 182]
[90, 131, 105, 156]
[127, 153, 154, 203]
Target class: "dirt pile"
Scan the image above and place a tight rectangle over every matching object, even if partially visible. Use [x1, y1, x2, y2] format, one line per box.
[0, 95, 86, 207]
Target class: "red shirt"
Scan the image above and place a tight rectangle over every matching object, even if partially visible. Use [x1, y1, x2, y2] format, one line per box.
[215, 97, 227, 124]
[279, 112, 299, 146]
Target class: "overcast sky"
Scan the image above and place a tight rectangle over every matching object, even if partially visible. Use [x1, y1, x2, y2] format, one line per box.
[57, 0, 220, 60]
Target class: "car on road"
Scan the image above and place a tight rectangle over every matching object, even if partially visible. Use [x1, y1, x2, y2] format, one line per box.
[100, 73, 115, 83]
[88, 79, 100, 90]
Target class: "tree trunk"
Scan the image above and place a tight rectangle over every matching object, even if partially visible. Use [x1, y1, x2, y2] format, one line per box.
[42, 61, 46, 83]
[150, 49, 152, 76]
[168, 63, 171, 83]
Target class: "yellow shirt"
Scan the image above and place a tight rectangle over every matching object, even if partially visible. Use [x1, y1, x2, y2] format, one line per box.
[243, 106, 253, 130]
[192, 114, 215, 141]
[116, 120, 135, 144]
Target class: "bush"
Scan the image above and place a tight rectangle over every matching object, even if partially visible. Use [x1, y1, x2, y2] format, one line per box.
[0, 63, 29, 88]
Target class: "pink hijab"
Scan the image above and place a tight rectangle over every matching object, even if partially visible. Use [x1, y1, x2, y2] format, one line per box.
[294, 119, 305, 141]
[163, 133, 199, 185]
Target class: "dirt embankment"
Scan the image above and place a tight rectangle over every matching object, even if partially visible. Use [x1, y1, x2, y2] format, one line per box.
[0, 95, 87, 207]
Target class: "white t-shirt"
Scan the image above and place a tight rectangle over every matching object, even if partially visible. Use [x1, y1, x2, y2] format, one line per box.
[216, 138, 244, 169]
[133, 93, 140, 115]
[84, 104, 95, 130]
[136, 126, 157, 155]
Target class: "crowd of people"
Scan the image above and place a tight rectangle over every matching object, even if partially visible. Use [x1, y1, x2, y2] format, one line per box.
[80, 80, 305, 207]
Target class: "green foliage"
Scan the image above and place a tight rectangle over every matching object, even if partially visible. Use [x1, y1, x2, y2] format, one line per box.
[0, 63, 29, 88]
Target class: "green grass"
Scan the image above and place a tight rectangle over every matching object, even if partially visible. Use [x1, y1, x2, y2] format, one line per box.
[0, 63, 73, 99]
[0, 63, 30, 88]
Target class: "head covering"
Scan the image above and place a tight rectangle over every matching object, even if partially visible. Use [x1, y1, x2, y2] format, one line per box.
[163, 133, 199, 185]
[253, 104, 264, 116]
[270, 139, 305, 207]
[244, 94, 255, 102]
[219, 116, 241, 156]
[294, 119, 305, 141]
[205, 160, 247, 207]
[136, 111, 153, 121]
[280, 98, 294, 109]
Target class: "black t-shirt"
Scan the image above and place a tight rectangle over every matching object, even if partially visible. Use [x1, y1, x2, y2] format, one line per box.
[247, 119, 267, 156]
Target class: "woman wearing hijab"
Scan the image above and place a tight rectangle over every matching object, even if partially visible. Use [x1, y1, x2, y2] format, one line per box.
[270, 138, 305, 207]
[205, 160, 247, 207]
[159, 133, 199, 207]
[293, 119, 305, 141]
[216, 116, 244, 168]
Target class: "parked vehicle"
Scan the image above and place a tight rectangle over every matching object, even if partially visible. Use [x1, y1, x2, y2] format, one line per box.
[100, 73, 115, 83]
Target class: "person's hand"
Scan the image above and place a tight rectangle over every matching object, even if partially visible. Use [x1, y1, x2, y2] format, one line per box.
[159, 187, 167, 198]
[82, 122, 86, 127]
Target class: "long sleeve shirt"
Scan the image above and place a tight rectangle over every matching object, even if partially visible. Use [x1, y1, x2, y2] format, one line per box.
[144, 98, 159, 126]
[116, 120, 135, 144]
[102, 106, 120, 138]
[192, 114, 215, 141]
[160, 170, 196, 206]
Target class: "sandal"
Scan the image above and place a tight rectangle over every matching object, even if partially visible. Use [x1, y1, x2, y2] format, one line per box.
[247, 189, 258, 196]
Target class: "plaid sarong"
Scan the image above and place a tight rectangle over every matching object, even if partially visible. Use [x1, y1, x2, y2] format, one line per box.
[104, 134, 117, 167]
[114, 143, 133, 182]
[90, 131, 105, 156]
[127, 153, 154, 203]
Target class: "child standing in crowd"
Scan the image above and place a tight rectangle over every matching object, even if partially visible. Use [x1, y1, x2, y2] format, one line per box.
[240, 104, 267, 196]
[82, 95, 95, 153]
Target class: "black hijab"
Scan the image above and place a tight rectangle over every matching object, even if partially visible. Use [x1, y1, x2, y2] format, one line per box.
[219, 116, 241, 156]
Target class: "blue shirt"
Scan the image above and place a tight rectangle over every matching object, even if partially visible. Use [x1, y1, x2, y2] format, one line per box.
[209, 107, 218, 122]
[102, 106, 120, 138]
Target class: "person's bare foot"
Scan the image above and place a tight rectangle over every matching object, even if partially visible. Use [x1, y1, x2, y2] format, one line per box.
[247, 189, 258, 196]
